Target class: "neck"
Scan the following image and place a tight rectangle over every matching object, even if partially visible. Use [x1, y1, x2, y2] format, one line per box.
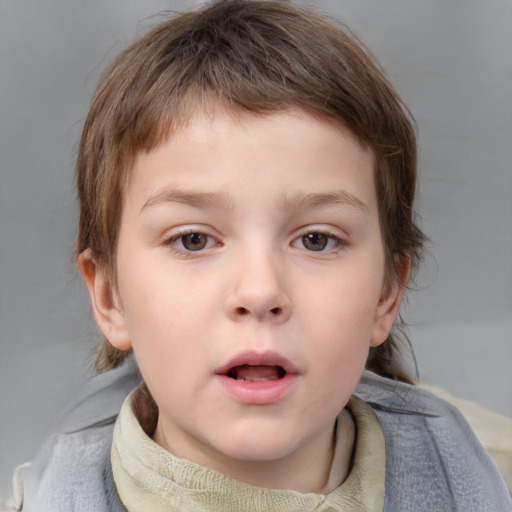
[153, 408, 355, 494]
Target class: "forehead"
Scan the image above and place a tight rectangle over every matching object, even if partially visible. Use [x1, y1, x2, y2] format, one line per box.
[124, 109, 377, 217]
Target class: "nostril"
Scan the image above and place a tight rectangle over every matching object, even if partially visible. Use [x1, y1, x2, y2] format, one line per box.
[236, 307, 249, 315]
[270, 307, 282, 315]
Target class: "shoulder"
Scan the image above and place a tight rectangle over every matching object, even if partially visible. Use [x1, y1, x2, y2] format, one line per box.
[355, 371, 512, 512]
[420, 380, 512, 493]
[12, 356, 140, 512]
[14, 424, 120, 512]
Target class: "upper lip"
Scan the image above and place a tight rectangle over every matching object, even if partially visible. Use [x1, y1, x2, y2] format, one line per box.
[215, 350, 300, 376]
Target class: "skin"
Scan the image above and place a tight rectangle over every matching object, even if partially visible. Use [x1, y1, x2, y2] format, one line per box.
[80, 110, 408, 493]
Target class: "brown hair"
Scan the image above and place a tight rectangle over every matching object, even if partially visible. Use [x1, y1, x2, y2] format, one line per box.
[77, 0, 425, 380]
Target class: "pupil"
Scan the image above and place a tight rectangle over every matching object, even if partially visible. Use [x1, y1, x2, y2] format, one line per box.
[183, 233, 207, 251]
[303, 233, 327, 251]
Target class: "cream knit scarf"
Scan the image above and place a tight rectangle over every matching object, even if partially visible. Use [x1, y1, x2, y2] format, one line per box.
[111, 389, 385, 512]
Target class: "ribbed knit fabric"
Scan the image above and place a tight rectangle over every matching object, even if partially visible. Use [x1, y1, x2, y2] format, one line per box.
[111, 389, 385, 512]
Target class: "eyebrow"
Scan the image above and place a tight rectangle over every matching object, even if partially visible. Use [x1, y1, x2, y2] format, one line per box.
[140, 187, 369, 214]
[278, 190, 370, 214]
[141, 188, 235, 212]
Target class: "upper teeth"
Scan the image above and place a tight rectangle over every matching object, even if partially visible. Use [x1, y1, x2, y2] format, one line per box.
[236, 376, 279, 382]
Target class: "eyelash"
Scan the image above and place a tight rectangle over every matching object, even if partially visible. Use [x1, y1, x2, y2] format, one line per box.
[163, 228, 219, 256]
[163, 228, 346, 255]
[291, 230, 345, 253]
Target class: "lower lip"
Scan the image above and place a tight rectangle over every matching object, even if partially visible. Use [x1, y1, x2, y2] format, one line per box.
[216, 373, 298, 405]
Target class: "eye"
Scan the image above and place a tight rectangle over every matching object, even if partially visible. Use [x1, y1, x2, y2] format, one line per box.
[293, 232, 341, 252]
[169, 232, 217, 252]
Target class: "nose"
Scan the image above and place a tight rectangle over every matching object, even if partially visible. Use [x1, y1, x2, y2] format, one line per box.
[224, 250, 291, 323]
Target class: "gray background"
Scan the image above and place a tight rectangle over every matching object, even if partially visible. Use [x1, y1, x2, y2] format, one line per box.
[1, 0, 511, 495]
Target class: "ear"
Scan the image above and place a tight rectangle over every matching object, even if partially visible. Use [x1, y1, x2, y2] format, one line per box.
[370, 257, 411, 347]
[78, 249, 132, 351]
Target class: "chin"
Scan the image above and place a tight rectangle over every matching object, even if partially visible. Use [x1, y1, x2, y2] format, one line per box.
[213, 429, 300, 464]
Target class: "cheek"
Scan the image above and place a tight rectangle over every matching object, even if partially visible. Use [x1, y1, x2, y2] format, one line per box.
[118, 255, 201, 331]
[299, 300, 373, 424]
[298, 272, 383, 376]
[303, 272, 383, 333]
[119, 277, 210, 405]
[116, 261, 219, 365]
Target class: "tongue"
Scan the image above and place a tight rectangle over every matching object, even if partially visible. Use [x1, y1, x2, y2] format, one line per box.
[229, 365, 283, 382]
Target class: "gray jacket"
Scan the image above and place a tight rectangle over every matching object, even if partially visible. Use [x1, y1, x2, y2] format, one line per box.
[13, 354, 512, 511]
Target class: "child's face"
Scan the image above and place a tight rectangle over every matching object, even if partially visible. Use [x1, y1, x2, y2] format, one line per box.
[87, 110, 404, 486]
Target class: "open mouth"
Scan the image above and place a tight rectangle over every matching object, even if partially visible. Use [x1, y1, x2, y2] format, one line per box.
[215, 352, 298, 403]
[226, 364, 287, 382]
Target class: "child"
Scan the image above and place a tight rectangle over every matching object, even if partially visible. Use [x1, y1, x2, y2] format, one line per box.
[11, 1, 511, 510]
